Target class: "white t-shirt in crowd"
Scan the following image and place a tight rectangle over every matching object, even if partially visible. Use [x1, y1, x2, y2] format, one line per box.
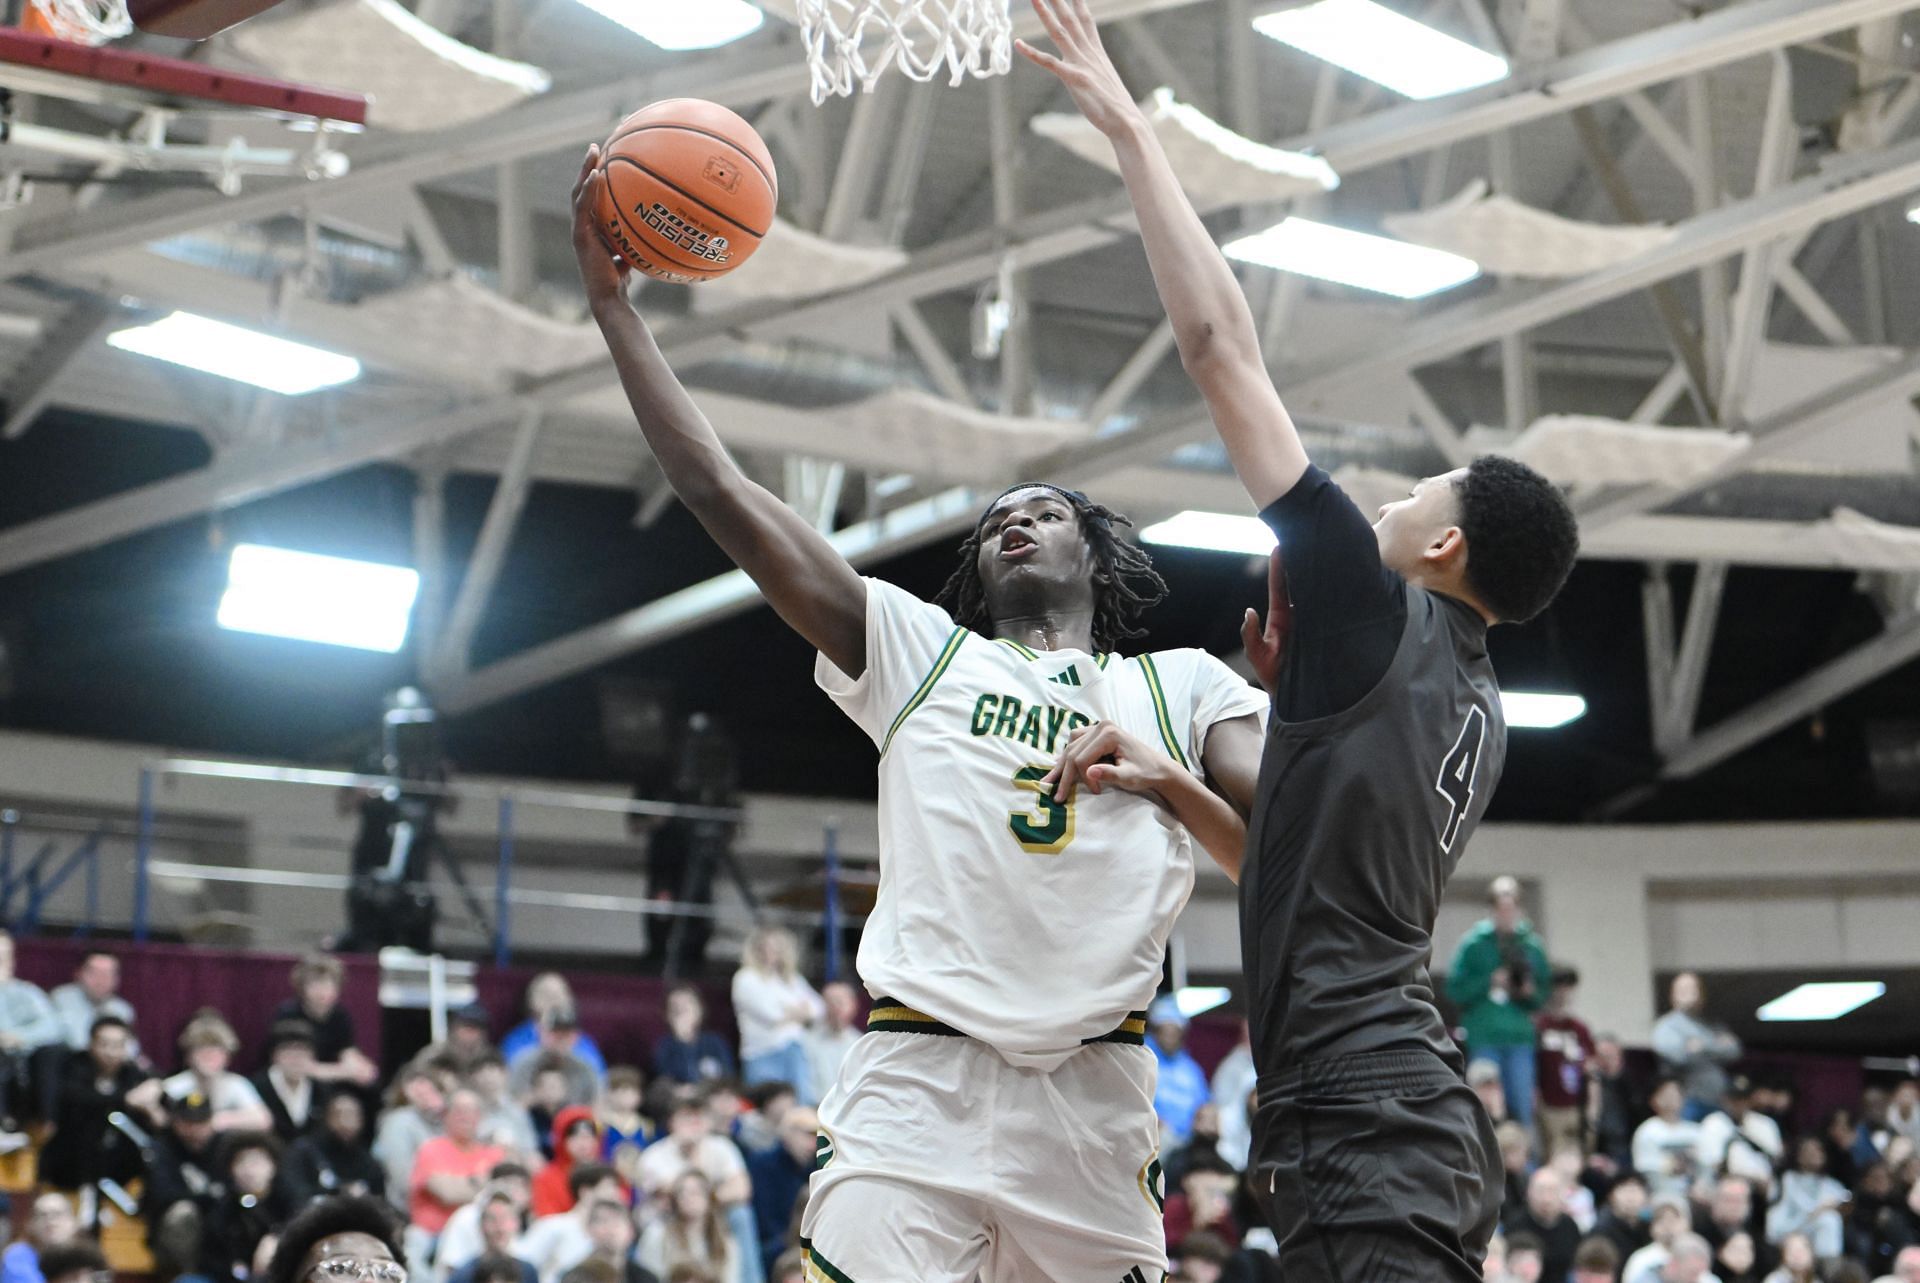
[634, 1134, 747, 1198]
[164, 1070, 266, 1117]
[731, 969, 825, 1062]
[518, 1212, 592, 1283]
[1632, 1116, 1703, 1197]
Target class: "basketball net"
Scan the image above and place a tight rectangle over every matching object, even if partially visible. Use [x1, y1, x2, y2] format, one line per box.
[24, 0, 132, 44]
[794, 0, 1012, 102]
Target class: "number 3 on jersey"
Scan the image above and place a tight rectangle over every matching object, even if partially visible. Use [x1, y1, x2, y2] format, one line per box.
[1009, 765, 1075, 855]
[1435, 705, 1488, 852]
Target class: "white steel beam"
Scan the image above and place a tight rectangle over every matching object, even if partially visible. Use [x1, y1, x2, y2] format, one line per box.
[1718, 52, 1799, 421]
[1662, 610, 1920, 779]
[1086, 319, 1177, 427]
[1642, 565, 1679, 743]
[437, 486, 983, 714]
[1038, 133, 1920, 481]
[0, 297, 115, 439]
[0, 397, 508, 576]
[1579, 349, 1920, 529]
[431, 410, 543, 681]
[890, 304, 974, 405]
[412, 463, 448, 667]
[1662, 560, 1728, 756]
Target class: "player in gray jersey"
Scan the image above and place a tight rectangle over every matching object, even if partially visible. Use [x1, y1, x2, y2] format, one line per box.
[1024, 1, 1581, 1278]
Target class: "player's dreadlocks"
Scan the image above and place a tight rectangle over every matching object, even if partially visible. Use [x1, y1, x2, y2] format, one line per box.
[935, 483, 1169, 654]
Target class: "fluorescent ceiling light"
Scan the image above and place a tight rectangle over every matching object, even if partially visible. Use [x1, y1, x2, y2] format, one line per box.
[1225, 218, 1481, 299]
[1501, 692, 1586, 729]
[1254, 0, 1509, 100]
[107, 312, 359, 395]
[1173, 986, 1233, 1019]
[1908, 203, 1919, 225]
[1757, 981, 1886, 1022]
[218, 544, 420, 653]
[574, 0, 764, 48]
[1140, 510, 1277, 556]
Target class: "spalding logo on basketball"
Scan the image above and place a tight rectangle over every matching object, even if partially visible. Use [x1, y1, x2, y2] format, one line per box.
[595, 97, 777, 286]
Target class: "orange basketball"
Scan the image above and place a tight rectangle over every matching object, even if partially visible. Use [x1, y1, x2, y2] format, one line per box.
[594, 99, 777, 285]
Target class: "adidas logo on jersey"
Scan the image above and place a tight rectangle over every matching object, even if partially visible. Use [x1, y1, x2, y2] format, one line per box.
[1115, 1268, 1162, 1283]
[1049, 665, 1082, 687]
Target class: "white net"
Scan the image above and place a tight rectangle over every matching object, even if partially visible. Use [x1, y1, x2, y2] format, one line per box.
[28, 0, 131, 45]
[794, 0, 1013, 102]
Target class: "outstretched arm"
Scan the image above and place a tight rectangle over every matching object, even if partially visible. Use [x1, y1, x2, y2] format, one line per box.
[1019, 0, 1309, 510]
[572, 149, 868, 677]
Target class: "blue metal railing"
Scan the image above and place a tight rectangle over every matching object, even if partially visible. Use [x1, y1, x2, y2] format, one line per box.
[128, 758, 853, 964]
[0, 809, 105, 934]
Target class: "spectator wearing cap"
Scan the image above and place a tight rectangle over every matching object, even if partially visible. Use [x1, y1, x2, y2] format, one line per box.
[503, 975, 607, 1081]
[202, 1131, 299, 1283]
[166, 1011, 273, 1133]
[254, 1019, 328, 1144]
[40, 1013, 159, 1192]
[1635, 1077, 1704, 1199]
[1697, 1076, 1783, 1191]
[2, 1193, 78, 1283]
[426, 1004, 498, 1078]
[1623, 1195, 1700, 1283]
[287, 1090, 385, 1203]
[146, 1089, 223, 1278]
[731, 927, 824, 1103]
[472, 1051, 540, 1157]
[1446, 876, 1552, 1131]
[1147, 995, 1210, 1145]
[1652, 973, 1743, 1123]
[411, 1089, 508, 1239]
[48, 952, 136, 1053]
[510, 1010, 600, 1108]
[1536, 965, 1596, 1159]
[273, 954, 379, 1090]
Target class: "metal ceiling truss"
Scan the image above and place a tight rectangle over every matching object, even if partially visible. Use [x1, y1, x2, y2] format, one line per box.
[1, 0, 1918, 775]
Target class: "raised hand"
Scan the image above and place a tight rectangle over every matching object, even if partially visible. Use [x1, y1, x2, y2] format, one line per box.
[571, 146, 633, 314]
[1015, 0, 1141, 139]
[1241, 548, 1290, 696]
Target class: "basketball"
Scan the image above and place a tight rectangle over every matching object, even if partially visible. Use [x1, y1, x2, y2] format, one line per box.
[594, 98, 777, 286]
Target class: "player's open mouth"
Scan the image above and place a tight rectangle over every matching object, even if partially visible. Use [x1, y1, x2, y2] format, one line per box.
[999, 532, 1038, 560]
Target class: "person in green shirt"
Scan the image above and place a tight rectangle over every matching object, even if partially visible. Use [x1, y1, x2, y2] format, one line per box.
[1447, 876, 1551, 1130]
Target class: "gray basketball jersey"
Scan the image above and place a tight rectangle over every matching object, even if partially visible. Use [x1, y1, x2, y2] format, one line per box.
[1240, 584, 1507, 1072]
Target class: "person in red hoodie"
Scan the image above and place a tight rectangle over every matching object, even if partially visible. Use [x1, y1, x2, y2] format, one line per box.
[532, 1107, 628, 1218]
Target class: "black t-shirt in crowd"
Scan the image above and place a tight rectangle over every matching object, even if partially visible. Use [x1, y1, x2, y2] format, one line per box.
[1240, 466, 1508, 1073]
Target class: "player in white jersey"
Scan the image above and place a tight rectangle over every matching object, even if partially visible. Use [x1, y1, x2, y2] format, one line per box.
[570, 152, 1267, 1283]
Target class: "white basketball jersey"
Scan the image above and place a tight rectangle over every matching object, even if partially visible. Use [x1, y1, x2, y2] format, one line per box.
[817, 578, 1267, 1069]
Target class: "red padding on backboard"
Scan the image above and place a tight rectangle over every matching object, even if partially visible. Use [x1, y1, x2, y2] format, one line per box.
[0, 27, 367, 123]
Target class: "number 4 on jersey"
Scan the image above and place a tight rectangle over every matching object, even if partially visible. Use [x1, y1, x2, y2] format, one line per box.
[1434, 705, 1488, 853]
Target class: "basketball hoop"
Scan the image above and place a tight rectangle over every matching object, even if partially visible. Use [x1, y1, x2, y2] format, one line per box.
[793, 0, 1012, 102]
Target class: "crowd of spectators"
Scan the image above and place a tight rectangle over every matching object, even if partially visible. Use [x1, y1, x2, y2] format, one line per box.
[0, 927, 856, 1283]
[0, 897, 1914, 1283]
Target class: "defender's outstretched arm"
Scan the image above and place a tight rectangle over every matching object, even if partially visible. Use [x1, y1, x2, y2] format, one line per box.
[572, 149, 868, 678]
[1019, 0, 1310, 510]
